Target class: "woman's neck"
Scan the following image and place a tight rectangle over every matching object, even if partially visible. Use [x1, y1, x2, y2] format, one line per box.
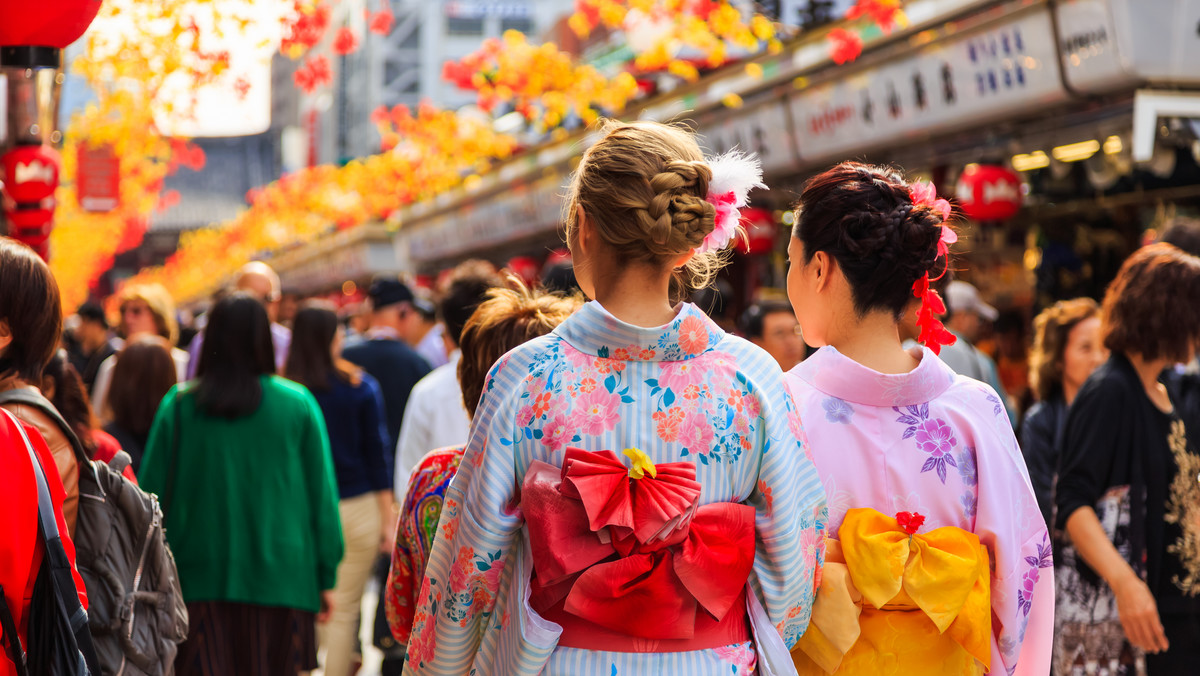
[828, 311, 919, 375]
[591, 264, 677, 328]
[1127, 352, 1173, 413]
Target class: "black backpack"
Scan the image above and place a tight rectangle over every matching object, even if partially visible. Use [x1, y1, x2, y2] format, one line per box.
[0, 407, 98, 675]
[0, 390, 188, 675]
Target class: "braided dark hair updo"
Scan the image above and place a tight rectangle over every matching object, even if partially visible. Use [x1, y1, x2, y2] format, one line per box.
[792, 162, 952, 319]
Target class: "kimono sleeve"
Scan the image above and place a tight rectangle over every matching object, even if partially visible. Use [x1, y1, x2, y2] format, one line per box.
[748, 372, 828, 649]
[972, 402, 1053, 675]
[403, 356, 529, 675]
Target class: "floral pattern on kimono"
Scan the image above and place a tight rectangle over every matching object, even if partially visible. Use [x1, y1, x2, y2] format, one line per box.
[403, 301, 826, 676]
[785, 345, 1053, 676]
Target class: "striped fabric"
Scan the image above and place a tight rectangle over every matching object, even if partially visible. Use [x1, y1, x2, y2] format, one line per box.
[404, 301, 826, 676]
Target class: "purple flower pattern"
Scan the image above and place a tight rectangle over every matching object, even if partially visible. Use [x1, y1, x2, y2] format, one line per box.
[896, 404, 958, 483]
[1017, 534, 1054, 617]
[822, 396, 854, 424]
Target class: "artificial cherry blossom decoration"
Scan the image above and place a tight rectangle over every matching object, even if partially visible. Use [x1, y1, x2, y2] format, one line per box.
[367, 8, 394, 35]
[332, 27, 359, 55]
[828, 28, 863, 65]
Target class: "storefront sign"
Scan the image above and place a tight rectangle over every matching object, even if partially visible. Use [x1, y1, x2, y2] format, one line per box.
[76, 144, 120, 212]
[698, 100, 798, 177]
[789, 8, 1067, 164]
[404, 175, 562, 262]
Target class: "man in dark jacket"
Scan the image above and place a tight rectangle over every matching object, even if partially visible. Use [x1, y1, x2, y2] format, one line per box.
[343, 278, 433, 457]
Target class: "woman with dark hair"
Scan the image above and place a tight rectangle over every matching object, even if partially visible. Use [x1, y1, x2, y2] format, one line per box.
[784, 162, 1051, 674]
[285, 302, 389, 676]
[0, 237, 82, 536]
[1054, 243, 1200, 675]
[103, 335, 178, 471]
[1020, 298, 1105, 530]
[138, 293, 344, 676]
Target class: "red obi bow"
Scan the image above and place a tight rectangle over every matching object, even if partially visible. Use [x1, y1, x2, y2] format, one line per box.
[522, 447, 755, 640]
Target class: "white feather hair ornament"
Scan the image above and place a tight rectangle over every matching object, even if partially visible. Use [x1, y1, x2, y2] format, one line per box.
[696, 150, 766, 254]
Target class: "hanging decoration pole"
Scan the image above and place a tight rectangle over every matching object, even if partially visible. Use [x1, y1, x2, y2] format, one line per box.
[1, 47, 64, 259]
[0, 0, 103, 260]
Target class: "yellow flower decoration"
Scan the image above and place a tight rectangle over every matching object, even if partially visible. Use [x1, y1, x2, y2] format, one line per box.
[623, 448, 658, 480]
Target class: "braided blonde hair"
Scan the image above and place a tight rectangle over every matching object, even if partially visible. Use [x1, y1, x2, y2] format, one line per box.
[564, 120, 724, 295]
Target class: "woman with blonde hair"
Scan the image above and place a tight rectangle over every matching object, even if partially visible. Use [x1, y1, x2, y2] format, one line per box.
[404, 121, 825, 675]
[91, 283, 189, 417]
[1020, 298, 1105, 530]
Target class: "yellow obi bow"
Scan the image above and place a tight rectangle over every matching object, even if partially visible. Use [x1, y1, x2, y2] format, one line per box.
[793, 508, 991, 675]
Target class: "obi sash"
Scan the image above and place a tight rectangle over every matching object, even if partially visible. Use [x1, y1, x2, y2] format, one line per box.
[521, 447, 755, 652]
[793, 508, 992, 675]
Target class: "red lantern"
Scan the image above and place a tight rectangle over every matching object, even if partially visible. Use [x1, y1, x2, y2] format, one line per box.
[5, 208, 54, 257]
[2, 145, 60, 204]
[0, 0, 103, 49]
[955, 165, 1023, 221]
[738, 207, 776, 255]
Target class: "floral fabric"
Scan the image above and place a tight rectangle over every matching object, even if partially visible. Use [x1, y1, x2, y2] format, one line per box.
[385, 446, 464, 644]
[403, 301, 826, 676]
[785, 346, 1052, 676]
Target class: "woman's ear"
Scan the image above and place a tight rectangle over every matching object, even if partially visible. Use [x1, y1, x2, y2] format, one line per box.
[673, 248, 696, 270]
[812, 251, 836, 293]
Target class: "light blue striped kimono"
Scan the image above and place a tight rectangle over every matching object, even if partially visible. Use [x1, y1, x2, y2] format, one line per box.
[403, 301, 826, 676]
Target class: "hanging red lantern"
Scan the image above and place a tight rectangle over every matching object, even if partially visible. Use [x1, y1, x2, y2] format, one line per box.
[0, 1, 103, 49]
[955, 165, 1023, 221]
[738, 207, 776, 255]
[2, 145, 60, 204]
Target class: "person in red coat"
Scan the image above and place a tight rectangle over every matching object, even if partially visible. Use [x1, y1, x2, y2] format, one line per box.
[0, 409, 88, 675]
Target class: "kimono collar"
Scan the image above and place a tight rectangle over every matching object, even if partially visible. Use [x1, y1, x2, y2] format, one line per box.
[554, 301, 725, 362]
[791, 345, 957, 407]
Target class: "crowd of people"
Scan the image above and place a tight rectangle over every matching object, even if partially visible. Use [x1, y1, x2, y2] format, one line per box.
[2, 119, 1199, 676]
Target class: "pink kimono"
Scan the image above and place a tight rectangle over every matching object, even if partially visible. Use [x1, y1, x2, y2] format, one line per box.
[786, 346, 1052, 676]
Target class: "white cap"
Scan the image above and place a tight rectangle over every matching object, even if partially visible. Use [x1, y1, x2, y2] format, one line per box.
[946, 281, 998, 322]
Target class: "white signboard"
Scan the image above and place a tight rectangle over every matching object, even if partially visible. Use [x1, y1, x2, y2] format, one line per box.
[789, 7, 1067, 164]
[698, 100, 799, 177]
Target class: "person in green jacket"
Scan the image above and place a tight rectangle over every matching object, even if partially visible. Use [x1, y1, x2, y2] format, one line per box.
[139, 292, 344, 676]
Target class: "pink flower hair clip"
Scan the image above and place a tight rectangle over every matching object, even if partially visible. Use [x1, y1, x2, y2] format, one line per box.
[696, 150, 766, 254]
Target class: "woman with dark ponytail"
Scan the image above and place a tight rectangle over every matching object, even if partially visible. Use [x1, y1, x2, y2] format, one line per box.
[784, 163, 1051, 675]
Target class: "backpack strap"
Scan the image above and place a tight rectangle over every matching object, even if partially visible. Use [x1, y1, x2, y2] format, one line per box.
[0, 389, 91, 466]
[0, 583, 29, 676]
[4, 409, 100, 675]
[107, 450, 133, 478]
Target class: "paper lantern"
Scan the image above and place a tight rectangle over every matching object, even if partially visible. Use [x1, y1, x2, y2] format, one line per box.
[2, 145, 60, 204]
[738, 207, 776, 255]
[0, 0, 103, 49]
[955, 165, 1023, 221]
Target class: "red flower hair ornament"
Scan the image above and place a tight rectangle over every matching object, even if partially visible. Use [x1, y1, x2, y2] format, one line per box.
[907, 181, 957, 355]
